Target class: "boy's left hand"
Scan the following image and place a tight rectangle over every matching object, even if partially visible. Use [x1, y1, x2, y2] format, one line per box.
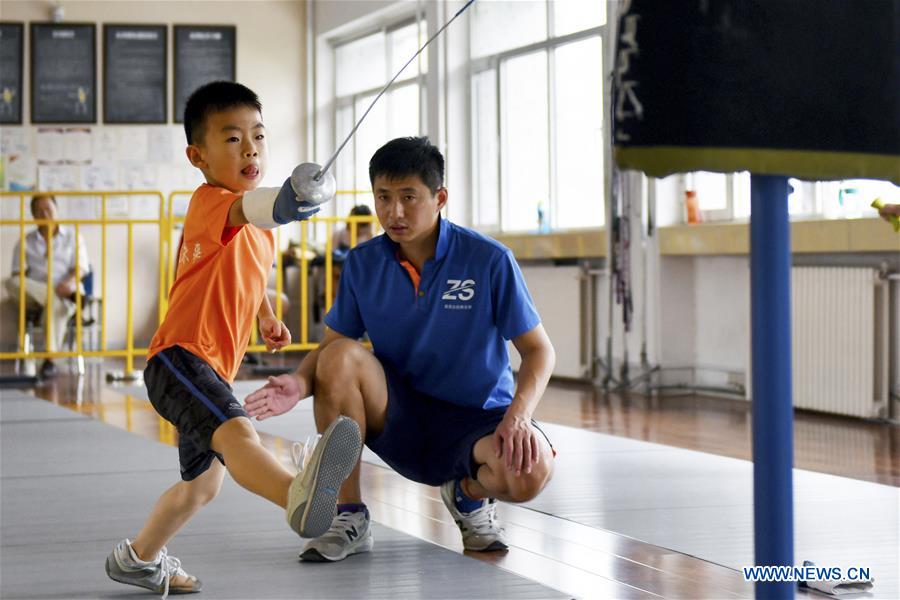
[259, 316, 291, 351]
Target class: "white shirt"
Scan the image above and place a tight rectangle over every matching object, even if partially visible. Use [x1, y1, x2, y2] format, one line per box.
[11, 226, 90, 288]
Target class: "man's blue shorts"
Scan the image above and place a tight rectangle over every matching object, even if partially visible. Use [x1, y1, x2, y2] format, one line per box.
[365, 364, 553, 487]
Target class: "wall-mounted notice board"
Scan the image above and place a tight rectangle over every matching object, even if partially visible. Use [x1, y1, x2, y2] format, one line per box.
[31, 23, 96, 124]
[104, 24, 167, 123]
[174, 25, 235, 123]
[0, 22, 24, 124]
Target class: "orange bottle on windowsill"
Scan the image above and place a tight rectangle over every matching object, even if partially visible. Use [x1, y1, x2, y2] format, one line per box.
[685, 190, 701, 224]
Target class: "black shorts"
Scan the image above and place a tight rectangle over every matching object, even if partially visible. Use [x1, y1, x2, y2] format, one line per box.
[144, 346, 247, 481]
[365, 364, 553, 487]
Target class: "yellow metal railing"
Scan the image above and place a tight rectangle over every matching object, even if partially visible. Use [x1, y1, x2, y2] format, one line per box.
[1, 191, 166, 375]
[1, 189, 376, 371]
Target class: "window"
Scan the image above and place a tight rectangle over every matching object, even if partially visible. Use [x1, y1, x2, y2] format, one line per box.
[470, 0, 606, 232]
[554, 37, 604, 229]
[501, 51, 548, 231]
[720, 174, 897, 221]
[332, 19, 426, 217]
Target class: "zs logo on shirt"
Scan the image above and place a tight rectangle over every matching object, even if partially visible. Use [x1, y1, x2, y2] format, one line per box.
[442, 279, 475, 301]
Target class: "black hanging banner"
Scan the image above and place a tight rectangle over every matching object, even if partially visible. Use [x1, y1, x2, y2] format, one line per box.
[0, 22, 24, 124]
[104, 24, 167, 124]
[31, 23, 96, 124]
[612, 0, 900, 185]
[174, 25, 235, 124]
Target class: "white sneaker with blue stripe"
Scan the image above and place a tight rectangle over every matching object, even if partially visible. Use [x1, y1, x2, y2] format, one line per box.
[440, 480, 508, 551]
[300, 508, 374, 562]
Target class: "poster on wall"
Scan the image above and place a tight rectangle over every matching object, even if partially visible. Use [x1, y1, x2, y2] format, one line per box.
[173, 25, 235, 124]
[0, 23, 24, 124]
[31, 23, 96, 124]
[104, 24, 167, 123]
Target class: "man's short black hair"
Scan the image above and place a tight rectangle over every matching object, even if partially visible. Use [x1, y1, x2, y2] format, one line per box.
[183, 81, 262, 145]
[30, 194, 56, 216]
[369, 137, 444, 194]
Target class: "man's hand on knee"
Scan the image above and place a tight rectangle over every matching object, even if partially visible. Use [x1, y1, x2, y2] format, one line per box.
[492, 410, 542, 477]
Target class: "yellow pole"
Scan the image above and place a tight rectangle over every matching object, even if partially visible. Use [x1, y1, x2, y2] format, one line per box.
[126, 223, 134, 375]
[300, 220, 308, 344]
[350, 220, 357, 248]
[74, 223, 83, 353]
[325, 221, 334, 313]
[167, 193, 175, 293]
[158, 194, 166, 325]
[125, 394, 133, 433]
[101, 195, 108, 352]
[275, 227, 283, 320]
[17, 194, 26, 352]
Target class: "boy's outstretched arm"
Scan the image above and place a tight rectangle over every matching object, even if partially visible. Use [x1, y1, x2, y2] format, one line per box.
[494, 324, 556, 476]
[235, 176, 323, 229]
[244, 327, 347, 420]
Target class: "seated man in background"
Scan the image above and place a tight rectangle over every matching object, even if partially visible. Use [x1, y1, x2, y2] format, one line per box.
[6, 194, 90, 378]
[332, 204, 374, 252]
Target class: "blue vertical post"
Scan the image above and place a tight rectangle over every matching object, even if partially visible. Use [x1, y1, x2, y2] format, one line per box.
[750, 174, 794, 599]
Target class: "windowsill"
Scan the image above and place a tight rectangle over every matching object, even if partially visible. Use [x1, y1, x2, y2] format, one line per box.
[659, 217, 899, 255]
[490, 228, 608, 259]
[488, 218, 897, 259]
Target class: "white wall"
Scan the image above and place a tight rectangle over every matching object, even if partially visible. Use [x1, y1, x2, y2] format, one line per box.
[0, 1, 307, 350]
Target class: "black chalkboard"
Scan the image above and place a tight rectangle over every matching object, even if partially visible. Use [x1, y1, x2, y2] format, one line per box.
[612, 0, 900, 185]
[31, 23, 96, 124]
[174, 25, 235, 123]
[0, 23, 24, 124]
[104, 24, 167, 123]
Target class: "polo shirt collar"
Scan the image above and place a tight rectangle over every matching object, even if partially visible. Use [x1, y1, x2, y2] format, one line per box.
[381, 215, 452, 262]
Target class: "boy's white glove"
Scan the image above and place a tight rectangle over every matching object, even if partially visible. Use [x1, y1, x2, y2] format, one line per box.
[242, 177, 320, 229]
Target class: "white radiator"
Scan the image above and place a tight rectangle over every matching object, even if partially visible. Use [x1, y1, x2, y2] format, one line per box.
[791, 267, 889, 418]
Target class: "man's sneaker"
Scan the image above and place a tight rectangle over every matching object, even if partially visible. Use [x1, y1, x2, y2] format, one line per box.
[105, 538, 201, 599]
[440, 479, 508, 551]
[286, 416, 362, 538]
[299, 509, 374, 562]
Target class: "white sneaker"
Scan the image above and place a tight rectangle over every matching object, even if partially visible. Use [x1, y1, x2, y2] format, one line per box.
[299, 509, 374, 562]
[439, 480, 508, 551]
[286, 416, 362, 538]
[105, 538, 201, 599]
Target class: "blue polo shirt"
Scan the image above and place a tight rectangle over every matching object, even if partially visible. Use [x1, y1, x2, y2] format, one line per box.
[324, 217, 540, 410]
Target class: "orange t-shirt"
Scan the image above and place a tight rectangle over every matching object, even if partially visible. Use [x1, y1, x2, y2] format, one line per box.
[148, 184, 275, 383]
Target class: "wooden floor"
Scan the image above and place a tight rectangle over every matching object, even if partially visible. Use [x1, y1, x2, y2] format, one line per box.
[16, 358, 899, 487]
[3, 357, 896, 598]
[533, 382, 900, 487]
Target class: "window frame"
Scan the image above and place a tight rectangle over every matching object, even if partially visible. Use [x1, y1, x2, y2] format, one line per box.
[330, 16, 427, 214]
[469, 2, 607, 234]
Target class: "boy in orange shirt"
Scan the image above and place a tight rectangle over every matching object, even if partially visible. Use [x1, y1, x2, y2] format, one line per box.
[105, 81, 361, 596]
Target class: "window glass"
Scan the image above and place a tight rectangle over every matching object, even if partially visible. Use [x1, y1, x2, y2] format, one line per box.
[554, 37, 604, 228]
[472, 69, 499, 228]
[335, 32, 385, 97]
[552, 0, 605, 36]
[501, 50, 549, 231]
[471, 0, 547, 58]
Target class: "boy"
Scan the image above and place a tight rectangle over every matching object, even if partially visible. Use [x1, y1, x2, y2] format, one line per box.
[245, 137, 556, 562]
[105, 81, 361, 595]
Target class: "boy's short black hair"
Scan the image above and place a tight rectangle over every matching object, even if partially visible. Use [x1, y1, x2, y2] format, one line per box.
[183, 81, 262, 145]
[369, 137, 444, 194]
